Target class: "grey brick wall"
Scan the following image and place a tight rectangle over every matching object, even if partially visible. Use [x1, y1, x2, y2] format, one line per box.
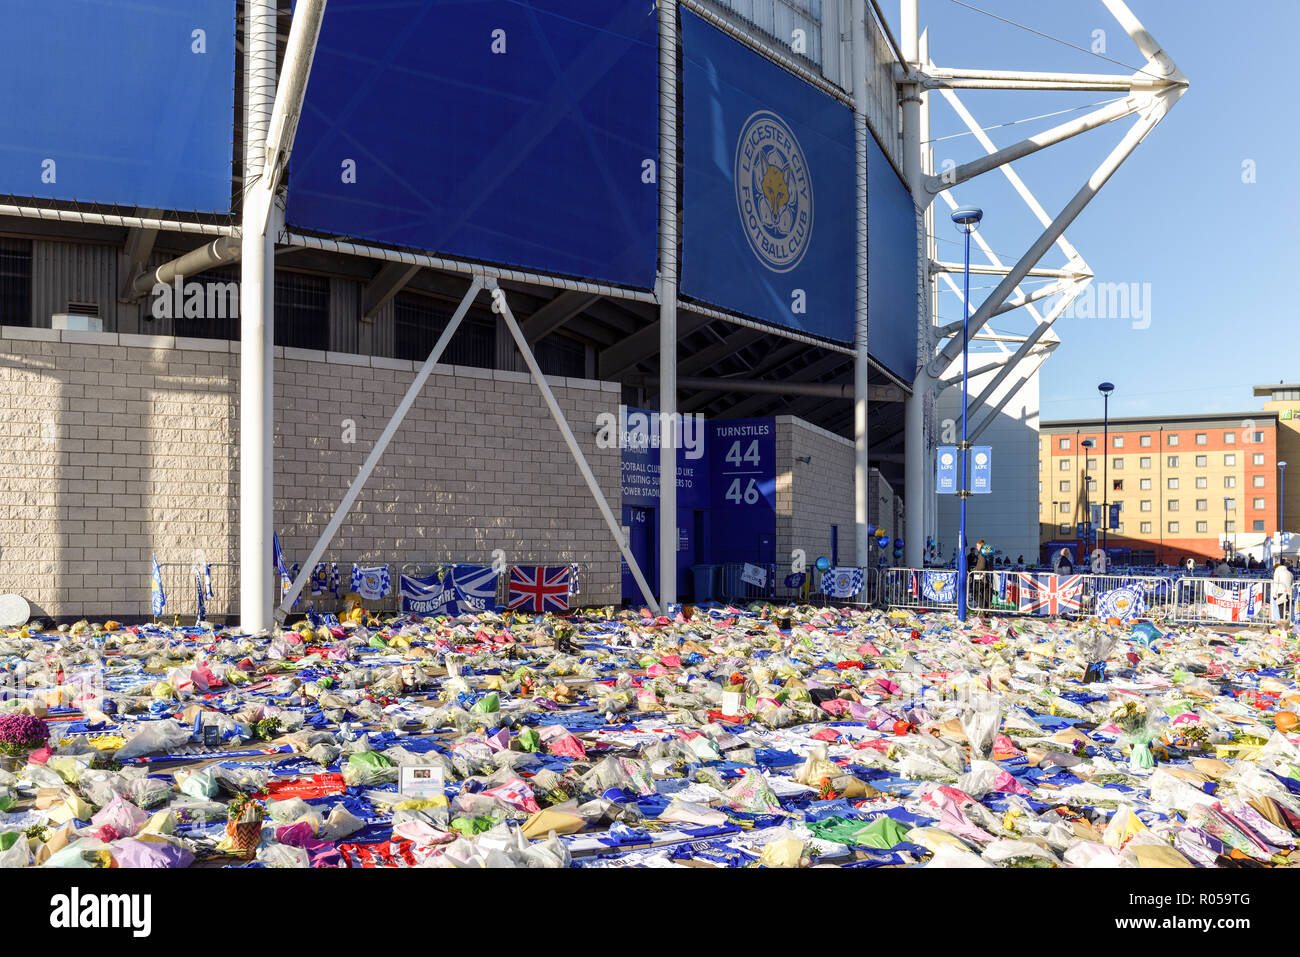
[776, 416, 857, 570]
[0, 327, 622, 619]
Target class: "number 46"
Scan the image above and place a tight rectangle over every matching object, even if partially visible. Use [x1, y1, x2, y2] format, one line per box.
[726, 478, 761, 505]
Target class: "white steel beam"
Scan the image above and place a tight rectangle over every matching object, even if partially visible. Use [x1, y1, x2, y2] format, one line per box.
[275, 279, 486, 619]
[491, 280, 660, 614]
[966, 346, 1055, 445]
[658, 0, 680, 608]
[852, 0, 872, 569]
[239, 0, 278, 633]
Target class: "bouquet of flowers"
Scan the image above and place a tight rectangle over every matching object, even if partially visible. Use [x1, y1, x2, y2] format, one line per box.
[225, 792, 265, 859]
[1108, 700, 1161, 771]
[0, 714, 48, 757]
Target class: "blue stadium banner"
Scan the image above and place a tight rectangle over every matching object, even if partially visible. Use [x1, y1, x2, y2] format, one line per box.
[936, 446, 958, 495]
[0, 1, 235, 212]
[1109, 502, 1121, 530]
[288, 0, 658, 289]
[709, 418, 777, 564]
[971, 445, 992, 494]
[679, 10, 855, 343]
[866, 131, 921, 381]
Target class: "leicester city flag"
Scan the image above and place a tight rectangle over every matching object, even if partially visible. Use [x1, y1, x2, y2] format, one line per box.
[151, 555, 166, 616]
[1097, 584, 1146, 622]
[680, 9, 855, 344]
[922, 572, 957, 603]
[825, 567, 863, 599]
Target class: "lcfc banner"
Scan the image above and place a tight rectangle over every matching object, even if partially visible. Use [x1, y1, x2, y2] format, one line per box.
[680, 10, 855, 344]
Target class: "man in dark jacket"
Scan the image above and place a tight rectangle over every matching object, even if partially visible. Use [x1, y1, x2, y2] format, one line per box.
[972, 539, 993, 609]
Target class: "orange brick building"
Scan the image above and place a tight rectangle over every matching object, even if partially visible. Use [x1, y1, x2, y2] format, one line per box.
[1038, 412, 1279, 565]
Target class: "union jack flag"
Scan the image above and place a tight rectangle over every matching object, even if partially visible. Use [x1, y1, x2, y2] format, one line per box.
[508, 565, 573, 613]
[1017, 573, 1083, 616]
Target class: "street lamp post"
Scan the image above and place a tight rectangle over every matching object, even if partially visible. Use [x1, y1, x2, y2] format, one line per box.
[1280, 461, 1288, 540]
[1098, 383, 1114, 557]
[953, 207, 983, 622]
[1081, 438, 1094, 558]
[1224, 496, 1231, 563]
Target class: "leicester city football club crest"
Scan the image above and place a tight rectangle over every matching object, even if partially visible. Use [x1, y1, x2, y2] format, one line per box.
[735, 110, 813, 274]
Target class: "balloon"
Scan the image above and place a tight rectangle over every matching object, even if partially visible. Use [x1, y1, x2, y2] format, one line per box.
[878, 537, 891, 549]
[815, 556, 830, 572]
[895, 539, 904, 549]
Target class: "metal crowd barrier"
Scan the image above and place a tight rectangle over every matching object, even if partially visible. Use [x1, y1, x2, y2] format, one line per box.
[153, 562, 238, 621]
[397, 560, 591, 612]
[963, 571, 1178, 620]
[877, 567, 959, 613]
[717, 562, 779, 603]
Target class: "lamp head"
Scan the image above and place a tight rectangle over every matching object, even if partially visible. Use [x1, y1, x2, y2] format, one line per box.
[1281, 461, 1288, 470]
[1098, 382, 1115, 396]
[951, 207, 984, 232]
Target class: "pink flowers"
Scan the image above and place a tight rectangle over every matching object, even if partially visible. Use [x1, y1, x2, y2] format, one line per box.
[0, 713, 48, 754]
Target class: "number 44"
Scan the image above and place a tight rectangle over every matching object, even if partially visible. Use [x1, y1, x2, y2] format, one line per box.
[724, 440, 761, 467]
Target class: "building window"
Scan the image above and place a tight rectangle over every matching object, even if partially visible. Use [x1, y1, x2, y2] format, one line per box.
[1255, 431, 1265, 443]
[1168, 434, 1180, 446]
[394, 293, 495, 368]
[1167, 477, 1179, 489]
[1224, 476, 1236, 488]
[1195, 455, 1207, 468]
[1113, 479, 1124, 492]
[1253, 453, 1265, 466]
[1195, 499, 1207, 511]
[1140, 478, 1152, 490]
[1140, 456, 1151, 468]
[1272, 390, 1300, 401]
[1253, 475, 1266, 488]
[274, 273, 331, 351]
[1086, 457, 1098, 470]
[1197, 522, 1208, 534]
[1059, 460, 1071, 471]
[1168, 500, 1179, 511]
[1060, 524, 1072, 535]
[1224, 431, 1236, 445]
[1168, 521, 1179, 533]
[1059, 481, 1070, 493]
[1140, 522, 1152, 534]
[1225, 454, 1236, 466]
[1226, 521, 1236, 533]
[1112, 457, 1124, 469]
[1196, 477, 1208, 489]
[1254, 520, 1266, 532]
[1195, 433, 1207, 445]
[1087, 480, 1097, 493]
[1140, 435, 1152, 447]
[1167, 456, 1179, 468]
[1113, 436, 1124, 448]
[1254, 498, 1266, 510]
[1140, 500, 1152, 512]
[535, 335, 587, 379]
[0, 239, 32, 327]
[1059, 437, 1071, 450]
[1226, 498, 1236, 510]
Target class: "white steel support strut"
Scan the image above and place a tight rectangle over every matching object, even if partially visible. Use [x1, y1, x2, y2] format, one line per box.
[900, 0, 926, 570]
[239, 0, 278, 633]
[276, 279, 486, 619]
[491, 281, 661, 615]
[658, 0, 679, 608]
[851, 0, 871, 567]
[240, 0, 328, 631]
[901, 0, 1186, 570]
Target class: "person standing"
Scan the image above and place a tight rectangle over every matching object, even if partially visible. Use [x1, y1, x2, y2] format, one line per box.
[1273, 560, 1295, 623]
[1053, 547, 1074, 575]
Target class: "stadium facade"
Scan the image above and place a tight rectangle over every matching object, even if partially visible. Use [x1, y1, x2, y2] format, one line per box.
[0, 0, 1184, 622]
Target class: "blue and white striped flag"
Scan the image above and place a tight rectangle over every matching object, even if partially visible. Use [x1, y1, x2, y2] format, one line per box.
[351, 564, 392, 600]
[151, 555, 166, 616]
[194, 566, 207, 621]
[329, 563, 341, 597]
[310, 563, 329, 596]
[825, 567, 863, 599]
[1097, 584, 1145, 622]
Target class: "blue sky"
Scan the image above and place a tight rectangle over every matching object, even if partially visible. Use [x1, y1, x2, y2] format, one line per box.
[877, 0, 1299, 422]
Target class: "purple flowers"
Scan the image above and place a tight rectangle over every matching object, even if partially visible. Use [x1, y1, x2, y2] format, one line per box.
[0, 714, 49, 754]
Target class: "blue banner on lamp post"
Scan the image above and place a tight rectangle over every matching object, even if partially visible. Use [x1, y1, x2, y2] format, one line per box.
[936, 446, 958, 494]
[971, 446, 992, 494]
